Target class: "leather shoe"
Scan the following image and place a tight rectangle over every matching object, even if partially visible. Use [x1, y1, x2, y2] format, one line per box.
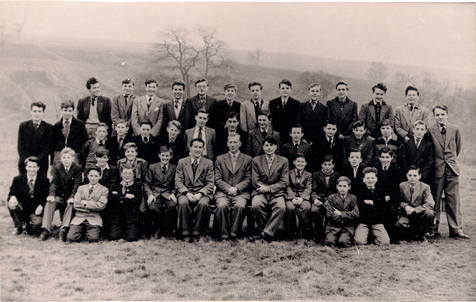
[59, 228, 68, 242]
[39, 229, 50, 241]
[450, 231, 470, 239]
[12, 227, 23, 235]
[262, 232, 273, 243]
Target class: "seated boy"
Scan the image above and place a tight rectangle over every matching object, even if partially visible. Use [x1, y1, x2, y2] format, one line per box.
[81, 122, 110, 170]
[144, 146, 178, 238]
[107, 165, 143, 241]
[117, 142, 148, 183]
[354, 167, 390, 245]
[397, 166, 435, 242]
[7, 157, 49, 236]
[67, 167, 109, 242]
[40, 147, 83, 241]
[342, 148, 365, 196]
[372, 119, 401, 165]
[324, 176, 359, 247]
[344, 120, 374, 167]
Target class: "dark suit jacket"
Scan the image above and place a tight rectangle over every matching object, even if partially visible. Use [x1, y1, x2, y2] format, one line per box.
[344, 135, 375, 167]
[163, 99, 187, 133]
[311, 134, 346, 172]
[372, 137, 401, 166]
[375, 163, 404, 201]
[325, 193, 359, 230]
[286, 169, 312, 201]
[157, 133, 186, 165]
[429, 123, 461, 178]
[17, 120, 51, 171]
[77, 95, 112, 128]
[358, 100, 394, 138]
[251, 155, 289, 198]
[8, 174, 50, 214]
[281, 141, 312, 170]
[210, 100, 241, 130]
[111, 94, 135, 126]
[326, 97, 358, 136]
[175, 156, 215, 196]
[342, 164, 365, 196]
[297, 101, 328, 143]
[399, 134, 434, 182]
[215, 129, 248, 156]
[108, 133, 133, 166]
[246, 128, 281, 158]
[311, 171, 340, 201]
[49, 162, 83, 200]
[144, 163, 177, 199]
[183, 95, 217, 129]
[83, 166, 119, 189]
[49, 117, 89, 155]
[269, 96, 300, 143]
[131, 135, 160, 165]
[357, 186, 386, 225]
[108, 182, 143, 224]
[214, 152, 252, 199]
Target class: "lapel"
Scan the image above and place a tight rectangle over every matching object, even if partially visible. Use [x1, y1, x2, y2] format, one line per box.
[342, 194, 351, 209]
[185, 157, 194, 182]
[119, 95, 128, 113]
[412, 182, 422, 203]
[96, 97, 104, 115]
[84, 97, 91, 118]
[141, 96, 150, 115]
[268, 156, 280, 178]
[431, 126, 445, 148]
[369, 102, 376, 121]
[444, 125, 454, 149]
[193, 158, 205, 183]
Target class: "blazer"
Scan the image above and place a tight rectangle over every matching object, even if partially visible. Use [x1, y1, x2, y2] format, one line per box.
[240, 99, 270, 132]
[269, 96, 300, 142]
[251, 154, 289, 198]
[97, 166, 119, 189]
[375, 163, 404, 201]
[215, 128, 248, 156]
[281, 141, 312, 170]
[130, 135, 160, 165]
[144, 163, 177, 199]
[163, 99, 187, 133]
[372, 137, 401, 166]
[175, 156, 215, 197]
[214, 152, 252, 200]
[80, 138, 111, 168]
[108, 182, 143, 225]
[399, 134, 434, 181]
[8, 174, 50, 214]
[130, 95, 165, 136]
[183, 95, 217, 130]
[111, 94, 135, 126]
[357, 186, 386, 225]
[17, 120, 52, 170]
[429, 123, 462, 178]
[286, 169, 312, 201]
[156, 133, 186, 165]
[297, 101, 328, 143]
[311, 134, 346, 172]
[394, 103, 432, 139]
[344, 135, 375, 167]
[108, 133, 133, 166]
[358, 100, 394, 138]
[325, 193, 359, 230]
[311, 171, 340, 201]
[71, 183, 108, 227]
[49, 117, 89, 155]
[399, 181, 435, 210]
[117, 158, 149, 182]
[184, 126, 216, 161]
[77, 95, 112, 128]
[209, 100, 241, 130]
[342, 164, 365, 196]
[49, 162, 83, 200]
[326, 97, 358, 136]
[246, 128, 281, 158]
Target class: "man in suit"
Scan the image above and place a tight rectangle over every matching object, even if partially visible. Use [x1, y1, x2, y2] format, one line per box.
[163, 80, 187, 134]
[241, 81, 270, 132]
[213, 134, 252, 240]
[297, 83, 329, 144]
[281, 125, 312, 170]
[111, 78, 135, 130]
[183, 78, 217, 130]
[77, 77, 112, 137]
[131, 79, 165, 137]
[246, 111, 281, 158]
[17, 101, 51, 176]
[251, 136, 289, 242]
[269, 79, 300, 143]
[311, 120, 346, 172]
[359, 83, 394, 138]
[394, 86, 432, 141]
[130, 121, 160, 165]
[428, 105, 469, 239]
[215, 112, 248, 156]
[327, 81, 358, 137]
[185, 109, 216, 161]
[175, 138, 215, 242]
[7, 157, 49, 235]
[210, 83, 241, 131]
[49, 100, 89, 163]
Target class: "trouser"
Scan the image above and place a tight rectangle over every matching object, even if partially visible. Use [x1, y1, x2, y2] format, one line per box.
[396, 208, 435, 240]
[146, 196, 177, 237]
[251, 194, 285, 237]
[433, 167, 463, 235]
[285, 200, 312, 238]
[9, 206, 42, 235]
[108, 222, 140, 242]
[354, 223, 390, 245]
[324, 226, 354, 247]
[177, 195, 210, 237]
[41, 198, 72, 232]
[310, 203, 326, 240]
[213, 195, 248, 238]
[383, 199, 400, 241]
[67, 221, 101, 242]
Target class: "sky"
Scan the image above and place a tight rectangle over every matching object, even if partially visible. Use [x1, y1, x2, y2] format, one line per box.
[1, 1, 475, 72]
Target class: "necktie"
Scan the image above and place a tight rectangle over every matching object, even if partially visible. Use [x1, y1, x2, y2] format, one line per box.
[33, 121, 40, 129]
[416, 138, 421, 148]
[410, 105, 414, 112]
[143, 137, 149, 144]
[88, 186, 94, 198]
[162, 165, 167, 174]
[62, 120, 70, 139]
[28, 179, 34, 197]
[282, 100, 287, 107]
[92, 97, 97, 106]
[192, 160, 198, 175]
[147, 97, 152, 110]
[329, 137, 334, 148]
[174, 100, 180, 110]
[228, 101, 233, 108]
[118, 137, 124, 148]
[231, 155, 237, 171]
[294, 144, 299, 152]
[311, 101, 317, 110]
[262, 130, 267, 138]
[441, 125, 446, 135]
[198, 127, 205, 141]
[99, 141, 104, 146]
[410, 186, 415, 201]
[124, 95, 128, 107]
[297, 171, 302, 179]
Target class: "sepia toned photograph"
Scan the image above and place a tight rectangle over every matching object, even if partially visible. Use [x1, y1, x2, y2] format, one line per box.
[0, 1, 475, 301]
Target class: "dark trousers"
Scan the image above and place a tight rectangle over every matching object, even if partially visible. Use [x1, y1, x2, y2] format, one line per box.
[177, 195, 210, 237]
[67, 220, 101, 242]
[108, 222, 140, 242]
[146, 197, 177, 237]
[9, 207, 42, 235]
[396, 208, 435, 240]
[383, 199, 400, 241]
[251, 194, 285, 237]
[324, 226, 354, 247]
[285, 200, 312, 238]
[311, 204, 326, 241]
[213, 195, 248, 239]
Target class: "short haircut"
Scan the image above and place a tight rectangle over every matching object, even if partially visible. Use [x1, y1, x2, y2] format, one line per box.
[224, 83, 237, 91]
[172, 80, 185, 90]
[145, 79, 158, 86]
[257, 110, 270, 119]
[159, 145, 173, 155]
[226, 111, 239, 121]
[352, 120, 365, 129]
[432, 104, 448, 114]
[96, 122, 109, 131]
[289, 124, 303, 133]
[248, 81, 263, 90]
[293, 152, 306, 161]
[405, 85, 419, 96]
[24, 156, 40, 167]
[413, 120, 426, 129]
[196, 108, 209, 116]
[335, 81, 348, 89]
[372, 83, 387, 93]
[121, 163, 135, 174]
[140, 121, 153, 128]
[321, 154, 335, 164]
[308, 82, 321, 90]
[60, 147, 76, 157]
[279, 79, 292, 88]
[30, 101, 46, 111]
[86, 77, 99, 90]
[337, 176, 351, 186]
[195, 78, 207, 86]
[86, 166, 101, 175]
[115, 119, 128, 126]
[407, 165, 420, 174]
[167, 120, 182, 131]
[190, 138, 205, 147]
[228, 133, 241, 142]
[363, 166, 378, 176]
[95, 148, 110, 158]
[380, 119, 393, 128]
[122, 78, 134, 85]
[349, 148, 362, 155]
[123, 142, 138, 152]
[378, 147, 394, 157]
[60, 100, 75, 110]
[263, 136, 278, 145]
[323, 119, 338, 127]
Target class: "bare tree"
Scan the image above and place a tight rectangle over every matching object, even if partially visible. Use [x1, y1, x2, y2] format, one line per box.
[197, 27, 225, 79]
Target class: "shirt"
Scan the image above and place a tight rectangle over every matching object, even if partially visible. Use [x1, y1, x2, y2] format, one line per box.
[87, 97, 100, 124]
[265, 155, 275, 169]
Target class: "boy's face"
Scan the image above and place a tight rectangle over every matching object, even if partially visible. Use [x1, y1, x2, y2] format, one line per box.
[121, 169, 134, 182]
[61, 107, 74, 120]
[225, 118, 239, 131]
[227, 135, 241, 153]
[323, 124, 337, 137]
[413, 124, 427, 139]
[61, 153, 73, 167]
[434, 108, 448, 125]
[195, 112, 208, 127]
[25, 161, 40, 175]
[363, 172, 378, 187]
[122, 83, 134, 96]
[279, 84, 291, 97]
[257, 115, 269, 129]
[309, 86, 321, 101]
[290, 127, 303, 142]
[379, 152, 393, 166]
[337, 182, 350, 195]
[373, 88, 385, 101]
[353, 126, 366, 139]
[380, 125, 393, 138]
[406, 90, 419, 105]
[140, 124, 152, 137]
[89, 83, 101, 96]
[145, 83, 157, 95]
[190, 141, 204, 157]
[336, 84, 348, 98]
[125, 148, 137, 160]
[196, 81, 208, 95]
[95, 126, 108, 140]
[88, 170, 101, 185]
[167, 125, 180, 137]
[406, 169, 421, 184]
[159, 151, 172, 164]
[96, 155, 109, 166]
[30, 105, 45, 121]
[293, 157, 307, 170]
[249, 85, 262, 101]
[263, 142, 277, 156]
[115, 123, 128, 136]
[348, 152, 362, 167]
[321, 161, 335, 173]
[224, 88, 236, 101]
[172, 85, 184, 100]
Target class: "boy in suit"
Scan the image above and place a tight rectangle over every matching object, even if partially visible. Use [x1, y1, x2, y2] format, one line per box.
[66, 167, 108, 242]
[297, 83, 328, 144]
[285, 153, 313, 240]
[130, 79, 165, 136]
[185, 109, 216, 161]
[131, 121, 160, 165]
[269, 79, 300, 143]
[251, 136, 289, 242]
[397, 166, 435, 242]
[157, 120, 186, 165]
[344, 120, 375, 167]
[175, 138, 215, 242]
[116, 142, 148, 183]
[144, 146, 178, 238]
[8, 157, 49, 235]
[342, 149, 365, 196]
[213, 134, 252, 240]
[246, 111, 281, 158]
[182, 78, 217, 130]
[163, 81, 187, 134]
[108, 119, 132, 166]
[40, 148, 83, 241]
[77, 77, 112, 137]
[359, 83, 394, 139]
[241, 81, 270, 132]
[311, 120, 346, 172]
[326, 81, 358, 137]
[372, 119, 401, 165]
[428, 105, 469, 239]
[80, 122, 110, 169]
[324, 176, 359, 247]
[17, 101, 51, 176]
[215, 112, 248, 156]
[111, 78, 135, 130]
[107, 165, 143, 242]
[210, 83, 241, 130]
[93, 148, 119, 189]
[281, 125, 312, 170]
[354, 167, 390, 245]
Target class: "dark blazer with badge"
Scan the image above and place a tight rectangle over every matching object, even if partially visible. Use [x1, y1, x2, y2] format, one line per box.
[49, 162, 83, 200]
[428, 123, 461, 178]
[326, 97, 358, 136]
[111, 94, 135, 126]
[175, 156, 215, 197]
[108, 182, 144, 225]
[399, 134, 434, 182]
[214, 152, 252, 200]
[144, 163, 176, 200]
[183, 95, 217, 130]
[297, 101, 328, 143]
[269, 96, 300, 143]
[8, 174, 50, 214]
[251, 155, 289, 199]
[77, 95, 112, 129]
[246, 128, 281, 158]
[17, 120, 52, 172]
[358, 100, 394, 138]
[286, 169, 312, 201]
[49, 117, 89, 155]
[131, 95, 165, 136]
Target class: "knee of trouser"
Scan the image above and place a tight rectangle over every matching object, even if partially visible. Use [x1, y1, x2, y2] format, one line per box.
[251, 196, 264, 209]
[124, 231, 139, 242]
[301, 201, 312, 211]
[234, 197, 247, 209]
[215, 198, 229, 209]
[198, 197, 209, 207]
[177, 196, 189, 206]
[337, 235, 352, 247]
[421, 208, 435, 218]
[286, 202, 296, 211]
[87, 231, 101, 242]
[67, 232, 81, 242]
